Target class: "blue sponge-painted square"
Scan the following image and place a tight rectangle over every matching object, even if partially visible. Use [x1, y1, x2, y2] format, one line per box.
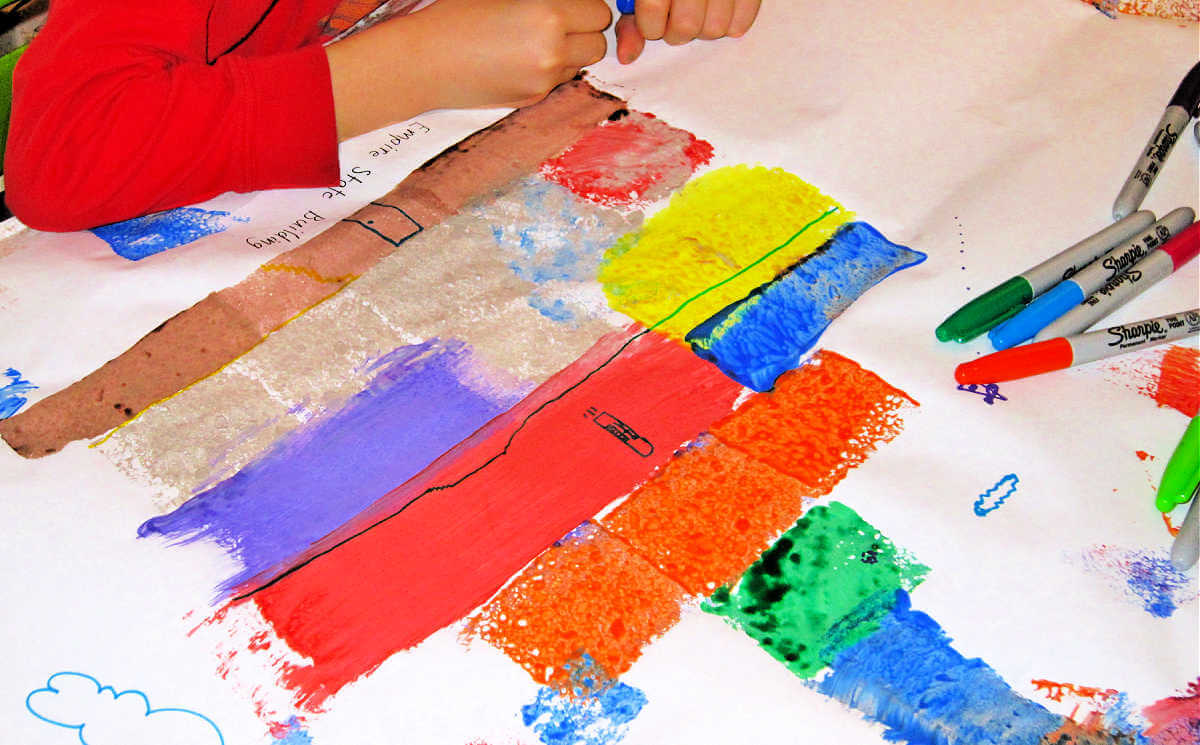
[92, 207, 247, 260]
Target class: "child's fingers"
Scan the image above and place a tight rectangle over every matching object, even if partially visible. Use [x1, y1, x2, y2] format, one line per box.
[634, 0, 671, 41]
[564, 31, 608, 68]
[614, 13, 645, 64]
[560, 0, 614, 32]
[699, 0, 734, 39]
[728, 0, 761, 37]
[663, 0, 707, 46]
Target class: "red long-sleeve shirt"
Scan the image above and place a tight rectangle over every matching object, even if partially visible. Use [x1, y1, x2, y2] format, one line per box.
[5, 0, 349, 231]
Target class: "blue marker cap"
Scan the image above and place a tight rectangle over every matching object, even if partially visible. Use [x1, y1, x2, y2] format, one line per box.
[617, 0, 636, 13]
[987, 281, 1085, 350]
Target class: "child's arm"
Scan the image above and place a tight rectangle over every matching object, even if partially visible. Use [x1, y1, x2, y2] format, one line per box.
[4, 0, 611, 232]
[614, 0, 761, 64]
[327, 0, 612, 140]
[5, 0, 342, 232]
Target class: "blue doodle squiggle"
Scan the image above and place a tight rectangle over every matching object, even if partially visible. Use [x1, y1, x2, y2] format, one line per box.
[974, 473, 1019, 516]
[26, 672, 225, 745]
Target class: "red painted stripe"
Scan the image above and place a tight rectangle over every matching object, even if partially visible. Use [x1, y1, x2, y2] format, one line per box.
[244, 326, 743, 709]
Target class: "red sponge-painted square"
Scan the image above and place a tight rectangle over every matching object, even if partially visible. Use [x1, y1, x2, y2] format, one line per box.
[464, 523, 686, 687]
[710, 350, 917, 494]
[600, 440, 808, 596]
[540, 111, 714, 208]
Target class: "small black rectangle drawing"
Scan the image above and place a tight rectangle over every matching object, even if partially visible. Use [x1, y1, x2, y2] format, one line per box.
[343, 202, 423, 247]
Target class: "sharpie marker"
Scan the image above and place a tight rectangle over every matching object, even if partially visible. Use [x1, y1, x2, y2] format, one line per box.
[988, 207, 1194, 350]
[1034, 220, 1200, 341]
[1113, 61, 1200, 221]
[1157, 414, 1200, 513]
[1170, 490, 1199, 571]
[957, 308, 1200, 384]
[935, 211, 1156, 342]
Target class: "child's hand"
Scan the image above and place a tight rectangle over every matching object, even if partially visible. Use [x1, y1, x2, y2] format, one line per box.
[418, 0, 613, 108]
[328, 0, 612, 139]
[615, 0, 761, 64]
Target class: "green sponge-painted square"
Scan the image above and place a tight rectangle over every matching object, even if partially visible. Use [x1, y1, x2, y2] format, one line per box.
[703, 501, 928, 678]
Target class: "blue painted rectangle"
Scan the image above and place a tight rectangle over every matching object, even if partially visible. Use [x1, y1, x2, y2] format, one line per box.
[686, 222, 925, 391]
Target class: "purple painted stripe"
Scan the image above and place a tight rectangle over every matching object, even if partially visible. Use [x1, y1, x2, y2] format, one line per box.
[139, 340, 523, 598]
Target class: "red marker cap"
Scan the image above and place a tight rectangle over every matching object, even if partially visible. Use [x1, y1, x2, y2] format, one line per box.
[954, 337, 1075, 384]
[1161, 221, 1200, 270]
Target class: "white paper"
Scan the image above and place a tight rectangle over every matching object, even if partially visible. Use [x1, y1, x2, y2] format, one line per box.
[2, 2, 1197, 743]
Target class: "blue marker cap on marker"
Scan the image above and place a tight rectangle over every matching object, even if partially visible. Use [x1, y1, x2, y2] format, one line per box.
[987, 282, 1084, 350]
[617, 0, 636, 13]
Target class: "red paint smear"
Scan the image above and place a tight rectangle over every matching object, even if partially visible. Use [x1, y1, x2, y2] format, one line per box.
[242, 327, 742, 710]
[1143, 679, 1200, 738]
[1136, 450, 1155, 461]
[710, 350, 918, 493]
[465, 524, 686, 687]
[541, 111, 714, 207]
[600, 440, 808, 595]
[1155, 345, 1200, 417]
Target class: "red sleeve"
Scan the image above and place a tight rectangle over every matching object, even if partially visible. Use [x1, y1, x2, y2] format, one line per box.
[3, 1, 340, 232]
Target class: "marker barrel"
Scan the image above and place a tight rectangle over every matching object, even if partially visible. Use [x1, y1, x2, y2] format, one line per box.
[988, 207, 1194, 349]
[1022, 211, 1156, 294]
[1113, 106, 1192, 220]
[1068, 308, 1200, 367]
[1034, 221, 1200, 341]
[958, 308, 1200, 384]
[1170, 495, 1199, 571]
[1035, 253, 1175, 340]
[1064, 207, 1193, 298]
[934, 211, 1155, 342]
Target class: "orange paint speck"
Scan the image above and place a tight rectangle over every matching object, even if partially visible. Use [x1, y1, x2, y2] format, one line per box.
[1136, 450, 1155, 461]
[1163, 512, 1181, 537]
[1031, 678, 1119, 703]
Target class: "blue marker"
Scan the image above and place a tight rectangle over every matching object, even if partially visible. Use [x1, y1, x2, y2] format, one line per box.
[617, 0, 635, 13]
[988, 207, 1194, 350]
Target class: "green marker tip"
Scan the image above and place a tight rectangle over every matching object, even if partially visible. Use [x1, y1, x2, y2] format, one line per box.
[1156, 415, 1200, 513]
[936, 277, 1034, 343]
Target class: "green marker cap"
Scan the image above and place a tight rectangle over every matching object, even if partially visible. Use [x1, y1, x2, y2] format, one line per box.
[1156, 415, 1200, 513]
[935, 276, 1034, 343]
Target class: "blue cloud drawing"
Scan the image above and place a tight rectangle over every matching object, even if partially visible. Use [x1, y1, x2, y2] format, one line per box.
[26, 672, 224, 745]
